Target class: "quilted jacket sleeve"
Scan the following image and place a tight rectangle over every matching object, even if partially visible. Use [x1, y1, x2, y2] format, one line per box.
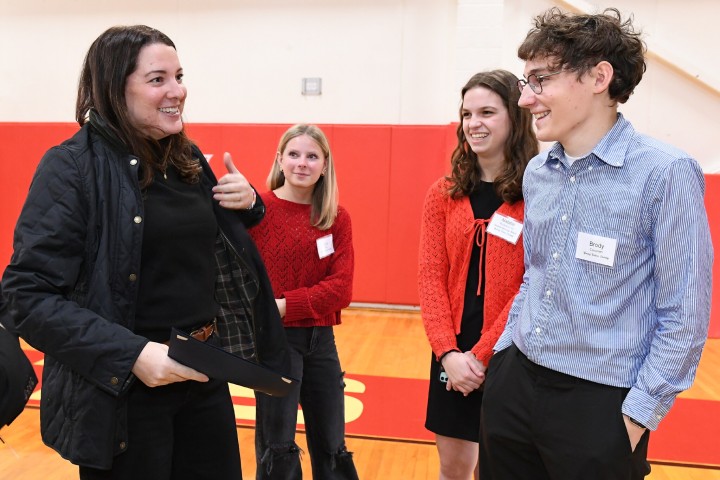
[2, 144, 147, 396]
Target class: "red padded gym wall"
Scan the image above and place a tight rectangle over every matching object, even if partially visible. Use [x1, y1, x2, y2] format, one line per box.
[1, 122, 718, 337]
[705, 174, 720, 337]
[0, 123, 80, 266]
[187, 123, 457, 305]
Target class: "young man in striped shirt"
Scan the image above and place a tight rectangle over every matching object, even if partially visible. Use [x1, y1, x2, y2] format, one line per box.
[480, 8, 713, 480]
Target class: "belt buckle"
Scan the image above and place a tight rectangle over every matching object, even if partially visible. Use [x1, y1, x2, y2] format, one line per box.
[189, 319, 216, 342]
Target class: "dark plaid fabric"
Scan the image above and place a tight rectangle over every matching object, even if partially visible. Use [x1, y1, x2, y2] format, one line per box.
[214, 232, 259, 360]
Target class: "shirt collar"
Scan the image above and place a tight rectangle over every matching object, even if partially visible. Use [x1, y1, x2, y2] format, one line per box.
[541, 113, 635, 169]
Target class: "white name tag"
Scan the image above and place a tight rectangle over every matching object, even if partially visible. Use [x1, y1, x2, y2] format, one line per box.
[316, 234, 334, 259]
[575, 232, 617, 267]
[486, 213, 523, 245]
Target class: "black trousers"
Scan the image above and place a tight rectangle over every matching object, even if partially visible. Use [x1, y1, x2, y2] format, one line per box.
[480, 344, 651, 480]
[80, 376, 242, 480]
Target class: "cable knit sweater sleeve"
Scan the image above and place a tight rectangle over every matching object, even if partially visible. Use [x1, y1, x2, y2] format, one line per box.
[250, 192, 354, 327]
[470, 201, 525, 365]
[282, 207, 354, 323]
[471, 291, 516, 365]
[418, 181, 525, 364]
[418, 179, 461, 359]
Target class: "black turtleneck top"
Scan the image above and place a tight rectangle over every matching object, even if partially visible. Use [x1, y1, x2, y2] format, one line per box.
[133, 165, 219, 342]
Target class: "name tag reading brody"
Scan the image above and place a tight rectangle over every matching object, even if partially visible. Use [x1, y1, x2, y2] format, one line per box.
[575, 232, 617, 267]
[486, 213, 523, 244]
[316, 234, 335, 259]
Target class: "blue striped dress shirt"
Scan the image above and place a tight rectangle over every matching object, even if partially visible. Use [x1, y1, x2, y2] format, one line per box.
[495, 114, 713, 430]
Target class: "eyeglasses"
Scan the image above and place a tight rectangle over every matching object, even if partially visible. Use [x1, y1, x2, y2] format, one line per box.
[517, 71, 563, 94]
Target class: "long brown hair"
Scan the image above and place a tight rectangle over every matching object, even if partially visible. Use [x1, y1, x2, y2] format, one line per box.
[447, 70, 538, 203]
[76, 25, 200, 187]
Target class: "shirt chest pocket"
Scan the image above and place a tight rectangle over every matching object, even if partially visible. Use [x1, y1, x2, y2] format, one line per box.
[574, 224, 643, 276]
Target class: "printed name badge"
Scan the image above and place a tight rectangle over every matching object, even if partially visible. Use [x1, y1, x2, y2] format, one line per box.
[486, 213, 523, 244]
[575, 231, 617, 267]
[316, 234, 335, 259]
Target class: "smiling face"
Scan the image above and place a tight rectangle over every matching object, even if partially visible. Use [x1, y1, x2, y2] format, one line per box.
[276, 134, 327, 201]
[462, 86, 511, 167]
[125, 43, 186, 140]
[518, 56, 598, 154]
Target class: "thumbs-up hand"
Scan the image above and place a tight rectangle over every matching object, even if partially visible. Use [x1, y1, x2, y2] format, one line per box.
[223, 151, 240, 174]
[212, 152, 256, 210]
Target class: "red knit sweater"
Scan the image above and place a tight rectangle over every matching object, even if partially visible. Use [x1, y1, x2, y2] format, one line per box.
[418, 178, 525, 365]
[250, 192, 354, 328]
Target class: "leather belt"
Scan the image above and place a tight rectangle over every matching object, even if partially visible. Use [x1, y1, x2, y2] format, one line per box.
[164, 319, 217, 345]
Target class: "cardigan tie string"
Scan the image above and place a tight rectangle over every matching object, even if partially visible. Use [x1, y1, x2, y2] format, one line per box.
[465, 218, 491, 295]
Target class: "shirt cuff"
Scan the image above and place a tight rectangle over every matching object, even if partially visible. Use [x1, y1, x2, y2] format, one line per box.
[622, 387, 670, 431]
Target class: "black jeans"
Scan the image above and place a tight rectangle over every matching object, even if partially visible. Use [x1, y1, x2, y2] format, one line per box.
[254, 326, 358, 479]
[480, 344, 651, 480]
[79, 376, 241, 480]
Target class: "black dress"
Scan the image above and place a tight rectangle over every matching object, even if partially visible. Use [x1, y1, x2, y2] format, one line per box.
[425, 181, 502, 442]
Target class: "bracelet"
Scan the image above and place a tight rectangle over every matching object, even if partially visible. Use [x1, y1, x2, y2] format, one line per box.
[246, 189, 257, 210]
[438, 349, 459, 363]
[628, 416, 647, 429]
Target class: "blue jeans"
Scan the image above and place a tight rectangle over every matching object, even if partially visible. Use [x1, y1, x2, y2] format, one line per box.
[254, 326, 358, 480]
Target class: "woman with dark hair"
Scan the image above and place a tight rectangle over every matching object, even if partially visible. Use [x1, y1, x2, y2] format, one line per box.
[1, 25, 289, 479]
[418, 70, 538, 479]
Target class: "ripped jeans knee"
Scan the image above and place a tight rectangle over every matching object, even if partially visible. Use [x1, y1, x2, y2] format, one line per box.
[327, 446, 359, 479]
[258, 442, 303, 478]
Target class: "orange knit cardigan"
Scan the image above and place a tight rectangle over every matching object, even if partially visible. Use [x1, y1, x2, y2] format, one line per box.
[418, 178, 525, 365]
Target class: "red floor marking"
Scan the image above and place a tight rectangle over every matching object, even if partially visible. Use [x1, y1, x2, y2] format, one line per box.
[22, 349, 720, 466]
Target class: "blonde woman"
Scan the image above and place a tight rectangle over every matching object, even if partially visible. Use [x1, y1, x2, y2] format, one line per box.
[250, 124, 359, 479]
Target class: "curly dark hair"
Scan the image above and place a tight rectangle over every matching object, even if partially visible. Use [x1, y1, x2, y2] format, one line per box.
[447, 70, 538, 203]
[76, 25, 200, 188]
[518, 7, 646, 104]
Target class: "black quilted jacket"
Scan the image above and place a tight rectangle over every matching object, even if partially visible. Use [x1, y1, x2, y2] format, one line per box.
[1, 120, 290, 468]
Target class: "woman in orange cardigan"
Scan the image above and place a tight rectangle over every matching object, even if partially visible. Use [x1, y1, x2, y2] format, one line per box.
[418, 70, 538, 480]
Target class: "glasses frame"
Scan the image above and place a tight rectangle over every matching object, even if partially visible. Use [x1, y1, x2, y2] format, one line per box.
[517, 70, 563, 94]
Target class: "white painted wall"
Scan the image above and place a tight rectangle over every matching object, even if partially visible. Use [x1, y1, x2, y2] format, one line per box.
[0, 0, 457, 125]
[1, 0, 718, 169]
[501, 0, 720, 171]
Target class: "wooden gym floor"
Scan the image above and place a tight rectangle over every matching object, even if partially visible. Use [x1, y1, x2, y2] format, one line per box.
[1, 307, 719, 479]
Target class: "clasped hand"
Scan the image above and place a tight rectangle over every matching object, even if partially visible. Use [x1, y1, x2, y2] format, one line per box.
[441, 351, 486, 396]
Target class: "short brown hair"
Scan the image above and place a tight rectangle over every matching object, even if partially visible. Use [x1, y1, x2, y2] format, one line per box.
[518, 7, 646, 104]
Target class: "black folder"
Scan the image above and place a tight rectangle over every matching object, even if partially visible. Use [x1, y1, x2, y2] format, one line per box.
[167, 328, 296, 397]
